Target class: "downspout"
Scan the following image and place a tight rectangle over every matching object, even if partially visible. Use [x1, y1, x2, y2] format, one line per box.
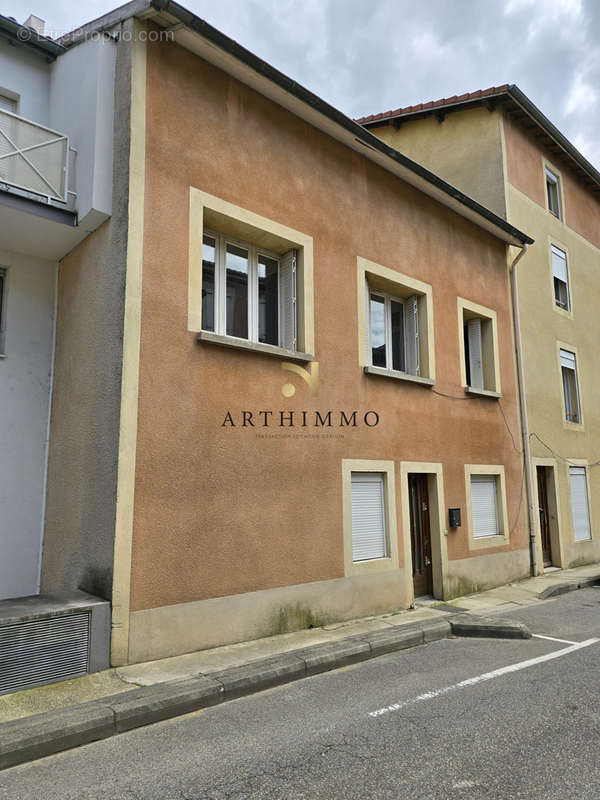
[510, 243, 538, 576]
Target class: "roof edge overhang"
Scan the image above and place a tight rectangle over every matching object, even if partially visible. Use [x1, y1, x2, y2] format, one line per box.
[361, 85, 600, 195]
[0, 14, 65, 60]
[61, 0, 533, 247]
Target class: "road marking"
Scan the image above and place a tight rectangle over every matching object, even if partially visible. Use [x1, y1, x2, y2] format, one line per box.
[369, 638, 599, 718]
[532, 633, 578, 645]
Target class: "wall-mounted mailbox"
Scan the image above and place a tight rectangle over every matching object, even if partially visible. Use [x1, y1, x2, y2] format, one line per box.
[449, 508, 461, 528]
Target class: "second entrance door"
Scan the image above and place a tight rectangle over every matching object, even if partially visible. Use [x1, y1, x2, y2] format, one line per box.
[408, 473, 433, 597]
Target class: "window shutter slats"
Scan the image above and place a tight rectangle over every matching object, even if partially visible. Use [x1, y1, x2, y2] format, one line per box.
[470, 475, 499, 538]
[279, 249, 296, 351]
[404, 295, 419, 375]
[551, 246, 568, 283]
[0, 95, 17, 113]
[467, 318, 483, 389]
[351, 473, 387, 561]
[569, 467, 591, 541]
[560, 349, 576, 369]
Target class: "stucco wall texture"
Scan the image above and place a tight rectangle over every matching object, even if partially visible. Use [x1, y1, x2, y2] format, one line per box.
[41, 29, 133, 599]
[129, 41, 527, 615]
[503, 115, 600, 251]
[372, 107, 507, 221]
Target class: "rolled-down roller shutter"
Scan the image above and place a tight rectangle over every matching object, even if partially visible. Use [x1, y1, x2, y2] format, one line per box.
[351, 472, 387, 561]
[569, 466, 591, 542]
[470, 475, 499, 538]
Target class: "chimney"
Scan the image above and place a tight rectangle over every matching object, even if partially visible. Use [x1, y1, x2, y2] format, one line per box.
[23, 15, 45, 36]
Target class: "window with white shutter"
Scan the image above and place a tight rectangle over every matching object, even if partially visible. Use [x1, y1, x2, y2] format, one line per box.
[470, 475, 500, 538]
[546, 168, 562, 219]
[552, 246, 570, 311]
[569, 467, 591, 541]
[465, 318, 483, 390]
[351, 472, 387, 561]
[368, 288, 420, 376]
[200, 230, 296, 351]
[560, 348, 581, 423]
[459, 300, 500, 395]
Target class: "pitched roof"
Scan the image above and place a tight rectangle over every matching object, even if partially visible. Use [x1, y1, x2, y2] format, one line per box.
[356, 86, 510, 125]
[56, 1, 532, 245]
[358, 85, 600, 196]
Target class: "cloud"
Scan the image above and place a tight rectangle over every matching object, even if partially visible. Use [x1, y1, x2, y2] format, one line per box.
[4, 0, 600, 166]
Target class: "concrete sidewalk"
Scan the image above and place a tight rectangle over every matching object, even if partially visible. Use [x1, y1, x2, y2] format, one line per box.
[0, 563, 598, 769]
[1, 561, 598, 726]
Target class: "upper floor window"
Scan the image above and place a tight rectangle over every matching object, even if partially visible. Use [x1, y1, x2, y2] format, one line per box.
[560, 348, 581, 424]
[357, 257, 435, 385]
[202, 230, 296, 350]
[459, 299, 501, 396]
[0, 94, 17, 114]
[551, 245, 570, 311]
[369, 289, 419, 375]
[546, 168, 562, 219]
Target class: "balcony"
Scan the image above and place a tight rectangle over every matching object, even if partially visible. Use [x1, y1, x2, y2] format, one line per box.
[0, 108, 75, 209]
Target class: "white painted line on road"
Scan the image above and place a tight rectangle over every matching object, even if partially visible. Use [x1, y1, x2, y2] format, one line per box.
[532, 634, 578, 645]
[368, 638, 599, 718]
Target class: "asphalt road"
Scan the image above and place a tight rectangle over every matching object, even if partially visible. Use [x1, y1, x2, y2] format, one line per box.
[2, 588, 600, 799]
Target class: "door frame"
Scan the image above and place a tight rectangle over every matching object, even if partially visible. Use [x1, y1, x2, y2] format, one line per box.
[400, 462, 448, 605]
[531, 457, 564, 569]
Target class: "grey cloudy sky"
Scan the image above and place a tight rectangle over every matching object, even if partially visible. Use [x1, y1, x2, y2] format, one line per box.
[5, 0, 600, 167]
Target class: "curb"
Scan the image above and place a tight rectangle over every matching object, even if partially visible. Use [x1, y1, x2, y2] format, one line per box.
[538, 575, 600, 600]
[450, 614, 531, 639]
[0, 615, 529, 770]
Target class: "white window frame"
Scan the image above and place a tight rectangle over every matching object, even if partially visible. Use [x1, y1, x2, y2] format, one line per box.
[457, 298, 501, 397]
[367, 287, 419, 375]
[569, 465, 592, 542]
[546, 168, 562, 220]
[560, 348, 581, 425]
[202, 229, 284, 347]
[551, 245, 570, 312]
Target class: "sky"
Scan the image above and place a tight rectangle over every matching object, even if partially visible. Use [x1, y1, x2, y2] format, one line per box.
[5, 0, 600, 168]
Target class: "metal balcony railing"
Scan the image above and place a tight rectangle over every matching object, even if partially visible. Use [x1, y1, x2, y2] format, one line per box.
[0, 108, 69, 203]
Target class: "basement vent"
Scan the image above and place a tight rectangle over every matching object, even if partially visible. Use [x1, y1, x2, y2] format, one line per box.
[0, 612, 90, 695]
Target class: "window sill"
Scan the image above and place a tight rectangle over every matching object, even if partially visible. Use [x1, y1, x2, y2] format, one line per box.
[197, 331, 313, 362]
[364, 365, 435, 387]
[465, 386, 501, 400]
[469, 533, 509, 550]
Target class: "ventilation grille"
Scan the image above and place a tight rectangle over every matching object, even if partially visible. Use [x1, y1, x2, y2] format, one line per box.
[0, 612, 90, 695]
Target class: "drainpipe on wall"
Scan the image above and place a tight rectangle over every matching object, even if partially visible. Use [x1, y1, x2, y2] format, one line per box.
[510, 243, 538, 576]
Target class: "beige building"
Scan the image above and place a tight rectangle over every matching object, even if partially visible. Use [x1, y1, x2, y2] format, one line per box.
[39, 7, 537, 667]
[360, 85, 600, 573]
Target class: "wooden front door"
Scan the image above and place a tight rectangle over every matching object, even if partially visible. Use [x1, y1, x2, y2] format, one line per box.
[408, 474, 433, 597]
[537, 466, 552, 567]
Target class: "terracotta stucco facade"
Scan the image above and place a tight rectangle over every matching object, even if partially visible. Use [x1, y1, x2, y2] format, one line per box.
[105, 39, 529, 663]
[370, 99, 600, 576]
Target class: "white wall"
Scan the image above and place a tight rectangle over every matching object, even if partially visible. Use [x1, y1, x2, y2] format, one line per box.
[0, 38, 50, 123]
[0, 249, 56, 599]
[49, 36, 116, 224]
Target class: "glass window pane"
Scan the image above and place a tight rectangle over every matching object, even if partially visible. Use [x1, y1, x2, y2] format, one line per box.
[201, 235, 215, 332]
[226, 243, 248, 339]
[391, 300, 405, 372]
[562, 366, 579, 422]
[554, 277, 569, 310]
[370, 294, 386, 368]
[258, 255, 279, 345]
